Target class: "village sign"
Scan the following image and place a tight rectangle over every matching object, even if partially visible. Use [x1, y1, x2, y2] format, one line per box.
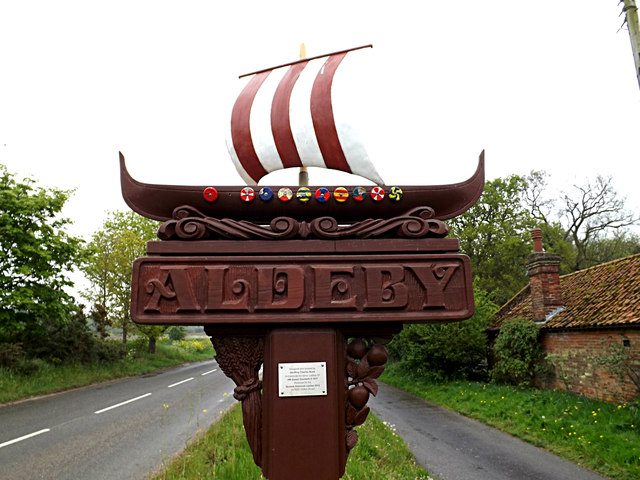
[122, 45, 483, 479]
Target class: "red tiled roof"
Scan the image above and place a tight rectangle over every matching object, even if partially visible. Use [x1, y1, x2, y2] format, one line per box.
[489, 253, 640, 331]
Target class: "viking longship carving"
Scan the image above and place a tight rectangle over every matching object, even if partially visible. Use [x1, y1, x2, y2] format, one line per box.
[123, 44, 483, 480]
[120, 46, 484, 226]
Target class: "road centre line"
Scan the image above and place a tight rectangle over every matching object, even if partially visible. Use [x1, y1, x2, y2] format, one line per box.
[0, 428, 51, 449]
[168, 377, 194, 388]
[201, 369, 217, 376]
[94, 392, 152, 414]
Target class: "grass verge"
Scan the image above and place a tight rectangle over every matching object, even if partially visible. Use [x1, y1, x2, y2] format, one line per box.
[0, 338, 214, 404]
[382, 363, 640, 480]
[152, 403, 431, 480]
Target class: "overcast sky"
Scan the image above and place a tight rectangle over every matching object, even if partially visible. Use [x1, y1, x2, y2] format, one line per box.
[2, 1, 639, 242]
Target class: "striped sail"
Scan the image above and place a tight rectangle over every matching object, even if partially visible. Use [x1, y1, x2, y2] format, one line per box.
[226, 45, 384, 186]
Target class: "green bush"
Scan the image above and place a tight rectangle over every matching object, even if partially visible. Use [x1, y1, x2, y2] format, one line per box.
[94, 339, 122, 363]
[25, 308, 119, 364]
[491, 317, 545, 386]
[167, 326, 187, 341]
[387, 288, 497, 381]
[126, 337, 149, 359]
[3, 307, 121, 370]
[13, 358, 42, 376]
[0, 342, 26, 369]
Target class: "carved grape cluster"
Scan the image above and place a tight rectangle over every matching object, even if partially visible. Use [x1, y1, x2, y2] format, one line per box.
[344, 338, 389, 452]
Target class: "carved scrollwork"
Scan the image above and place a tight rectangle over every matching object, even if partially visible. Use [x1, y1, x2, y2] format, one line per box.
[157, 205, 449, 240]
[344, 337, 392, 453]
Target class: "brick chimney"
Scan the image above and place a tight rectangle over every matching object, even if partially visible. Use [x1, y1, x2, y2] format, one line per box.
[527, 228, 563, 322]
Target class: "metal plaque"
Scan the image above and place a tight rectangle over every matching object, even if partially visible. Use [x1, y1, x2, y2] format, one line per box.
[278, 362, 327, 397]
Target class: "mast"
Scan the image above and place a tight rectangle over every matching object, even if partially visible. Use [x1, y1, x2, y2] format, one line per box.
[622, 0, 640, 89]
[298, 43, 309, 186]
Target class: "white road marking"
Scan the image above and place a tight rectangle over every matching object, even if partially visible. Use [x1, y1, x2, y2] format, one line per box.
[94, 393, 152, 414]
[0, 428, 50, 449]
[168, 377, 194, 388]
[201, 369, 217, 376]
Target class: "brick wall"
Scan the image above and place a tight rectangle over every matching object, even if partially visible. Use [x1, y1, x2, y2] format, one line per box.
[540, 329, 640, 402]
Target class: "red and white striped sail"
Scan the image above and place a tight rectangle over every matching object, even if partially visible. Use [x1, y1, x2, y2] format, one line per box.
[226, 46, 384, 186]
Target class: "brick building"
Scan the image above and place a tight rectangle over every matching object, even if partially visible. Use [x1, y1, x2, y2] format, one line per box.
[488, 229, 640, 402]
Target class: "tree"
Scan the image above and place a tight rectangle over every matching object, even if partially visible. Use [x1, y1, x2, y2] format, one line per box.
[88, 303, 111, 339]
[0, 164, 83, 343]
[82, 211, 161, 353]
[583, 231, 640, 268]
[167, 326, 187, 341]
[451, 171, 637, 302]
[536, 222, 577, 275]
[559, 176, 637, 270]
[523, 170, 555, 224]
[525, 172, 638, 271]
[387, 288, 498, 380]
[136, 324, 167, 354]
[449, 175, 538, 305]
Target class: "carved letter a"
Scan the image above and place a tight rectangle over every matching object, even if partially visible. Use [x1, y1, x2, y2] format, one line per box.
[144, 268, 199, 312]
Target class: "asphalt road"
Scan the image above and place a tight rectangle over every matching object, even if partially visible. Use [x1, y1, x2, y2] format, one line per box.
[369, 383, 609, 480]
[0, 360, 236, 480]
[1, 365, 614, 480]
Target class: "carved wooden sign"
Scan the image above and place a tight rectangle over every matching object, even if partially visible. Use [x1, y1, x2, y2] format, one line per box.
[120, 44, 487, 479]
[121, 147, 485, 478]
[131, 254, 473, 324]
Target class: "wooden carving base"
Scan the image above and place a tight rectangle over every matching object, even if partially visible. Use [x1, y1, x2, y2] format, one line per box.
[206, 324, 398, 480]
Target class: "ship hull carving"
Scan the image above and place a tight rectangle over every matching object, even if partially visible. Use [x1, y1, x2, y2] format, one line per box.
[119, 150, 485, 224]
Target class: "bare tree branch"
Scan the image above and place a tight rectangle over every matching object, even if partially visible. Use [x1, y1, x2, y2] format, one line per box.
[559, 176, 638, 269]
[523, 170, 554, 223]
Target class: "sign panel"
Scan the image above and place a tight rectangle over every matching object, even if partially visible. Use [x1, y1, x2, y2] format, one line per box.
[131, 254, 474, 324]
[278, 362, 327, 397]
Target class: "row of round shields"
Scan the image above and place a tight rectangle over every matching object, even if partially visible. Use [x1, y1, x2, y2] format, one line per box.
[204, 186, 403, 203]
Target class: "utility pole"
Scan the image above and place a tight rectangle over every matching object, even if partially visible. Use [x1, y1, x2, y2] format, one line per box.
[622, 0, 640, 89]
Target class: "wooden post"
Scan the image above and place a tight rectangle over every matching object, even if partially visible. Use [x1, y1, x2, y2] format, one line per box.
[262, 328, 346, 479]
